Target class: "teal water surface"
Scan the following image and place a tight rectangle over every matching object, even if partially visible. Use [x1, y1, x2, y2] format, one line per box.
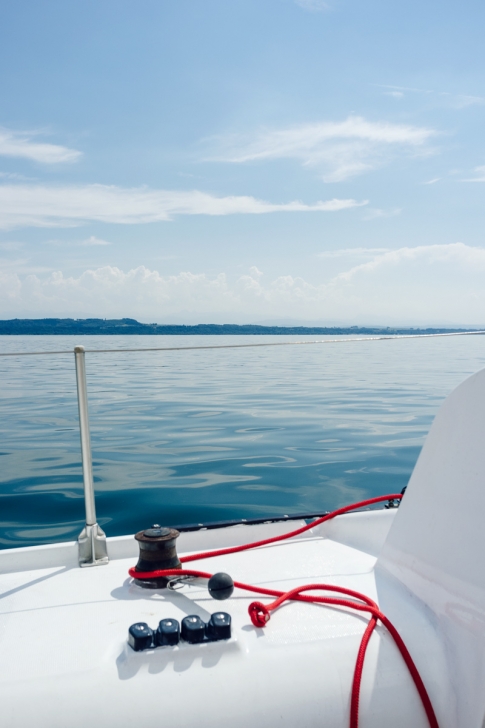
[1, 334, 485, 549]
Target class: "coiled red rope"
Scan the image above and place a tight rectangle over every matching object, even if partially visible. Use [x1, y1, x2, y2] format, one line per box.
[128, 494, 439, 728]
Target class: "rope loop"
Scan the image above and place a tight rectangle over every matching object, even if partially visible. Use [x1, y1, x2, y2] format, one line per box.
[249, 601, 270, 627]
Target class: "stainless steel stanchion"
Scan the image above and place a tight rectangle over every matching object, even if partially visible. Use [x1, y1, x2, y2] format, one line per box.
[74, 345, 108, 566]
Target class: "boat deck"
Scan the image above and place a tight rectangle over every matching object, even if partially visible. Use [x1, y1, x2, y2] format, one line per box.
[0, 509, 445, 728]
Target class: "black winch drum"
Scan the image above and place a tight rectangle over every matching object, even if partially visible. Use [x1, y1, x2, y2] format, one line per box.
[133, 525, 182, 588]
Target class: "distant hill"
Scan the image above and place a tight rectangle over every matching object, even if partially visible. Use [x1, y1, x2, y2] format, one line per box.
[0, 318, 477, 336]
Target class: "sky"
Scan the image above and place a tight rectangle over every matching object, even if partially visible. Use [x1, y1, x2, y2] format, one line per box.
[1, 0, 485, 326]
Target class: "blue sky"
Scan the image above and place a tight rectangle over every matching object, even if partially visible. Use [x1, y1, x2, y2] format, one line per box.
[1, 0, 485, 325]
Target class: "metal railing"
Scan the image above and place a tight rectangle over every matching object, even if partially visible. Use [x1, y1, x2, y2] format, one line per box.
[1, 330, 485, 358]
[74, 346, 108, 567]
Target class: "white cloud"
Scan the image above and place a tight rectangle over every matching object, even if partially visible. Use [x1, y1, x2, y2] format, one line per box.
[207, 116, 435, 181]
[0, 183, 367, 229]
[2, 243, 485, 325]
[377, 84, 434, 95]
[453, 95, 485, 109]
[0, 241, 24, 251]
[461, 165, 485, 182]
[45, 235, 113, 247]
[422, 177, 441, 185]
[0, 128, 82, 164]
[295, 0, 330, 12]
[318, 247, 390, 258]
[0, 171, 36, 181]
[335, 242, 485, 283]
[81, 236, 112, 246]
[376, 84, 485, 109]
[362, 207, 401, 220]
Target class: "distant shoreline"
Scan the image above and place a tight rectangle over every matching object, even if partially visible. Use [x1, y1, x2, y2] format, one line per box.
[0, 318, 477, 336]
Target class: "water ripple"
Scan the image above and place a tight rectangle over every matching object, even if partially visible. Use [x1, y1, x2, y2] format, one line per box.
[0, 334, 485, 548]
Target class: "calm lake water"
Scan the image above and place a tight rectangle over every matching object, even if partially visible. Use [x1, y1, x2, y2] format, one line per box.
[1, 334, 485, 550]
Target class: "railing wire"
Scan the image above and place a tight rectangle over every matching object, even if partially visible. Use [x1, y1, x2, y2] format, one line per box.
[0, 330, 485, 357]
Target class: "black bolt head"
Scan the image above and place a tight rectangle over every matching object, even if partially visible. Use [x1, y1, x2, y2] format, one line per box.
[156, 618, 180, 646]
[208, 572, 234, 601]
[206, 612, 231, 641]
[181, 615, 206, 644]
[128, 622, 154, 651]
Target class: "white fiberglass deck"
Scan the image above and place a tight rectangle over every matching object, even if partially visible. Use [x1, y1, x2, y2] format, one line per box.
[0, 509, 444, 728]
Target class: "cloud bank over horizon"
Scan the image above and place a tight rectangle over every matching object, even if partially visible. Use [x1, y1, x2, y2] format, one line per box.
[1, 243, 484, 326]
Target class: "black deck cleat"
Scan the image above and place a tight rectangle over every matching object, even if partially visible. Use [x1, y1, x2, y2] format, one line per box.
[128, 622, 154, 651]
[206, 612, 231, 641]
[181, 615, 206, 644]
[156, 618, 180, 647]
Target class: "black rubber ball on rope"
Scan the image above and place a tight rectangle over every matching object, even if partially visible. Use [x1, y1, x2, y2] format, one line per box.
[208, 572, 234, 601]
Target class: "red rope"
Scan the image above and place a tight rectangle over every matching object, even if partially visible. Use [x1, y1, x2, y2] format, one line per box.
[128, 494, 439, 728]
[178, 494, 403, 564]
[351, 615, 377, 728]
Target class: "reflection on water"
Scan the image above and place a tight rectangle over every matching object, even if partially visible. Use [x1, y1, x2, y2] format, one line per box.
[1, 334, 485, 549]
